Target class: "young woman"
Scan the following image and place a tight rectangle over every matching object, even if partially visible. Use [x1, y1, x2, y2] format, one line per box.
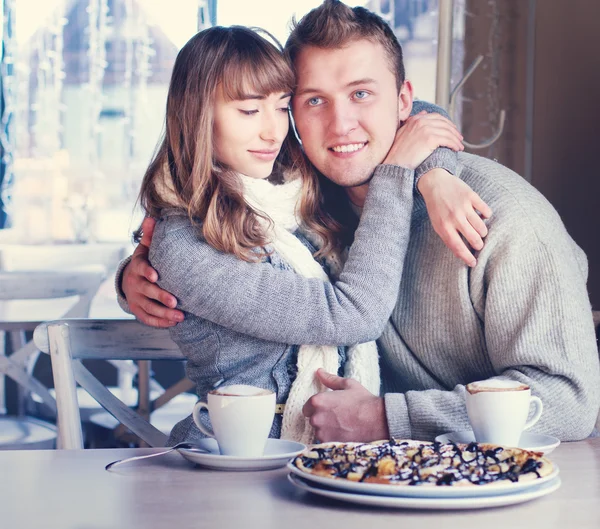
[136, 26, 481, 445]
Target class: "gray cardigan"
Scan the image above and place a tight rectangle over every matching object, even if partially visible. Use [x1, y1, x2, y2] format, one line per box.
[147, 165, 415, 444]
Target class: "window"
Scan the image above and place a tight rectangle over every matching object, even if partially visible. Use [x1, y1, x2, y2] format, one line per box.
[1, 0, 460, 241]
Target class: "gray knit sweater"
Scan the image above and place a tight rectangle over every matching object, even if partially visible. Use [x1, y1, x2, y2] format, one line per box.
[150, 164, 412, 344]
[144, 165, 415, 443]
[116, 152, 598, 443]
[381, 152, 600, 441]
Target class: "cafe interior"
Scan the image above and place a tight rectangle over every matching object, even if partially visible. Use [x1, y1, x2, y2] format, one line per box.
[1, 1, 599, 527]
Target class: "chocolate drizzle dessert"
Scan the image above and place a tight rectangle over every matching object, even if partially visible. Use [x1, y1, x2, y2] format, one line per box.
[292, 439, 553, 487]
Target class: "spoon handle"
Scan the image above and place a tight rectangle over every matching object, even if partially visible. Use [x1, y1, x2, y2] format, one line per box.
[105, 443, 206, 471]
[105, 447, 178, 470]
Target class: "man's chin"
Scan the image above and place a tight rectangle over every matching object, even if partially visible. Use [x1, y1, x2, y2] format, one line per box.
[314, 159, 376, 188]
[332, 172, 374, 189]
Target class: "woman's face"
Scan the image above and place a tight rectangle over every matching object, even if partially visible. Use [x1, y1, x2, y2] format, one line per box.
[213, 87, 292, 179]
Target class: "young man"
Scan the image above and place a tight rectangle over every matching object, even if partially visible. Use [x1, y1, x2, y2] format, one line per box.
[118, 1, 599, 442]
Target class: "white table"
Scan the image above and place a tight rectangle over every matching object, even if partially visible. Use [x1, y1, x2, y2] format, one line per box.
[1, 438, 599, 529]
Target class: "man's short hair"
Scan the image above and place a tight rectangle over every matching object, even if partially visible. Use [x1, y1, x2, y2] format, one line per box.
[285, 0, 405, 90]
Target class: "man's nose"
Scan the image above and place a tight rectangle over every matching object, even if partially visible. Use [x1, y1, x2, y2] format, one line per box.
[328, 101, 357, 137]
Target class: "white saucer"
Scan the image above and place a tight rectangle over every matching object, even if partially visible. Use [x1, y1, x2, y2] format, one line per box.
[288, 473, 562, 510]
[434, 431, 561, 454]
[178, 438, 306, 471]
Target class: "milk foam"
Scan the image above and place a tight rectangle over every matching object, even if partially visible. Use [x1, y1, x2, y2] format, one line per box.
[466, 379, 529, 394]
[211, 384, 272, 397]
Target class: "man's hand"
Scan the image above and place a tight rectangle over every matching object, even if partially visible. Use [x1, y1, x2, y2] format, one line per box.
[382, 111, 464, 170]
[122, 217, 184, 328]
[418, 168, 492, 267]
[302, 368, 389, 442]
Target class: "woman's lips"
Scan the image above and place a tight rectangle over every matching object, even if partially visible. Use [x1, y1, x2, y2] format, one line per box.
[248, 150, 279, 161]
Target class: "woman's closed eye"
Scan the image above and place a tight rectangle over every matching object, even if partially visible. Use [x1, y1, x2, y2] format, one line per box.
[238, 106, 289, 116]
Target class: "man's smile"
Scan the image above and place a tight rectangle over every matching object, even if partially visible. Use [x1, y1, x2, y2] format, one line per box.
[329, 142, 368, 156]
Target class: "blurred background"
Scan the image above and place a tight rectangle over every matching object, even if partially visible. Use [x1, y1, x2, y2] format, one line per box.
[1, 0, 598, 306]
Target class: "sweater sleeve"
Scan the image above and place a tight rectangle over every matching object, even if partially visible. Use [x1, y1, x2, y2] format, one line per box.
[149, 165, 414, 346]
[411, 100, 458, 182]
[114, 255, 133, 315]
[384, 228, 600, 442]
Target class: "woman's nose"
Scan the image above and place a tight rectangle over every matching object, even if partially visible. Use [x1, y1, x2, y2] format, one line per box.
[260, 110, 287, 143]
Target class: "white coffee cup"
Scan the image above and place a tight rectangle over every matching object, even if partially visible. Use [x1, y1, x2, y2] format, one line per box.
[192, 384, 276, 457]
[465, 379, 543, 446]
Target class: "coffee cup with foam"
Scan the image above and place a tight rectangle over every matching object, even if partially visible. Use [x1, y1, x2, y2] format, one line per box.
[192, 384, 275, 457]
[465, 379, 543, 446]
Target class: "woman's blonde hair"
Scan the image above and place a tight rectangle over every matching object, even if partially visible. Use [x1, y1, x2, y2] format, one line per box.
[137, 26, 343, 261]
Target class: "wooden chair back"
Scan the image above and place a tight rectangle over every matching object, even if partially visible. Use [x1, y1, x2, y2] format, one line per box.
[34, 318, 186, 449]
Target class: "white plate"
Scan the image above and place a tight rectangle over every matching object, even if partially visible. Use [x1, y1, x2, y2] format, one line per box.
[435, 431, 561, 455]
[288, 473, 562, 510]
[287, 461, 559, 498]
[178, 438, 305, 471]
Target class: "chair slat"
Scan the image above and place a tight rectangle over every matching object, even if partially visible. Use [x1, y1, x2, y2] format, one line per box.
[152, 378, 196, 411]
[35, 319, 183, 360]
[72, 360, 168, 447]
[0, 354, 57, 413]
[47, 323, 83, 449]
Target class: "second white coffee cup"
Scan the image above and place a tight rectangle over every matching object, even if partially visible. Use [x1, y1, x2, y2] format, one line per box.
[192, 384, 276, 457]
[465, 379, 543, 446]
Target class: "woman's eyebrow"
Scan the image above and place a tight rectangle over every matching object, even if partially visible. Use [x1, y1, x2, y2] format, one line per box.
[238, 92, 293, 101]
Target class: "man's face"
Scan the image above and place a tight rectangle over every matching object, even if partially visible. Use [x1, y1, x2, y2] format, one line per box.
[292, 39, 411, 189]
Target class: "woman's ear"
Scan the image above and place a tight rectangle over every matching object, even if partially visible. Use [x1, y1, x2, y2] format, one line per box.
[398, 80, 414, 122]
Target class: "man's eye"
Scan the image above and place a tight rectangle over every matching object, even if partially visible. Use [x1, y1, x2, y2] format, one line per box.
[239, 109, 259, 115]
[307, 97, 322, 107]
[354, 90, 369, 100]
[278, 106, 290, 113]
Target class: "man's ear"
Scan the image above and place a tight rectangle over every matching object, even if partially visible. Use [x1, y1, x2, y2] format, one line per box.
[398, 80, 414, 122]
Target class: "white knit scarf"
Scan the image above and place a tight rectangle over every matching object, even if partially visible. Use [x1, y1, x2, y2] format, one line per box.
[240, 172, 381, 445]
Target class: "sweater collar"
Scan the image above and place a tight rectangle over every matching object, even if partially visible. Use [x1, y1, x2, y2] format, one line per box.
[348, 184, 429, 224]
